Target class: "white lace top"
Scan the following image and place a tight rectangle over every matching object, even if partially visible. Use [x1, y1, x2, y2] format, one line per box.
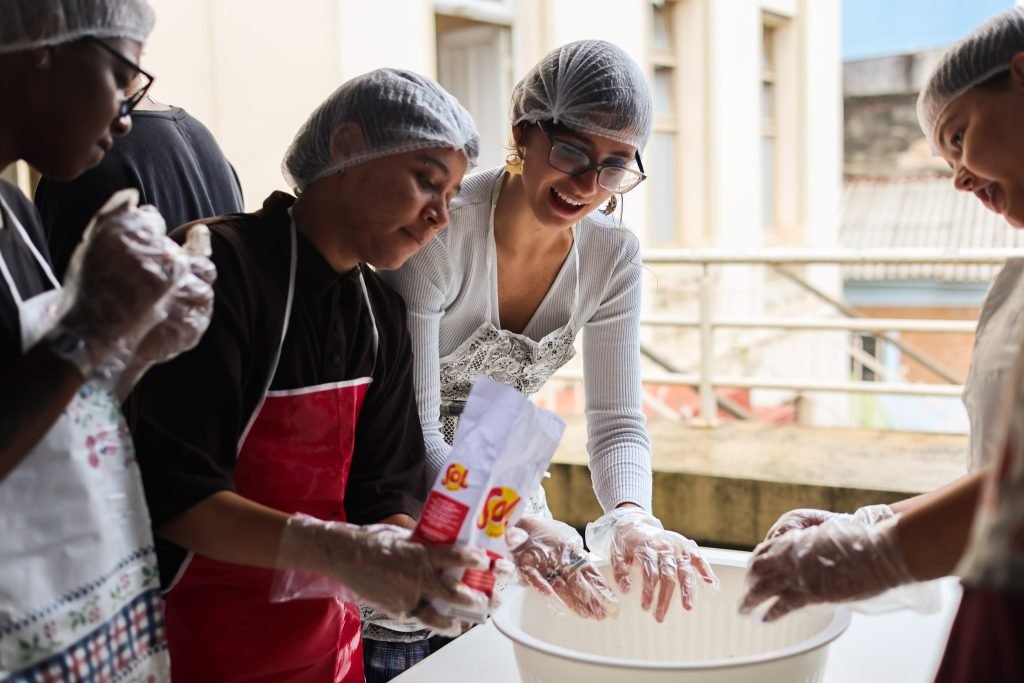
[380, 166, 653, 512]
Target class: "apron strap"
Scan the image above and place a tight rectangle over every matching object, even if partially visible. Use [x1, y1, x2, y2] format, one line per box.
[0, 192, 60, 305]
[357, 264, 380, 377]
[237, 213, 298, 450]
[484, 171, 583, 335]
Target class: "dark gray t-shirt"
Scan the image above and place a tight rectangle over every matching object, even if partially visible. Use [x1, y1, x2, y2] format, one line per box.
[0, 180, 54, 369]
[35, 106, 244, 280]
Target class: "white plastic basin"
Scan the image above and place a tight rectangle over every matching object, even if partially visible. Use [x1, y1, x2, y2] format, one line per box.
[492, 557, 850, 683]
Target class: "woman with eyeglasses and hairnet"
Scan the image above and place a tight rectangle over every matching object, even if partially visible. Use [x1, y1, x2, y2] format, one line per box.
[380, 41, 718, 657]
[739, 8, 1024, 680]
[0, 0, 216, 679]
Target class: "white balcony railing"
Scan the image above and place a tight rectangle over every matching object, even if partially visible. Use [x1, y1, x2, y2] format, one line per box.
[555, 248, 1024, 426]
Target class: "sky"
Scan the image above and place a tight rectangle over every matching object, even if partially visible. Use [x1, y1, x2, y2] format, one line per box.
[842, 0, 1015, 60]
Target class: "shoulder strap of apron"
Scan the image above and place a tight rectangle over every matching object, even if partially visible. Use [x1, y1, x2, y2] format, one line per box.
[356, 264, 379, 377]
[484, 172, 583, 333]
[236, 213, 298, 450]
[0, 192, 60, 305]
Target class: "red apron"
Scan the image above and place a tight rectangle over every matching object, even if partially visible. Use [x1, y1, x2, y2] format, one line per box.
[164, 378, 372, 682]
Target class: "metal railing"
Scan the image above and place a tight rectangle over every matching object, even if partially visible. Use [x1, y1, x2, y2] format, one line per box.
[555, 248, 1024, 426]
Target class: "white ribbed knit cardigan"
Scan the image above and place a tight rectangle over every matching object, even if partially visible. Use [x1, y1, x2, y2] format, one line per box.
[380, 166, 653, 512]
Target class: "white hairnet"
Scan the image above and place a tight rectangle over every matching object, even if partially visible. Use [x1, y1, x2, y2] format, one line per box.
[917, 6, 1024, 150]
[0, 0, 154, 54]
[282, 68, 479, 193]
[511, 40, 653, 151]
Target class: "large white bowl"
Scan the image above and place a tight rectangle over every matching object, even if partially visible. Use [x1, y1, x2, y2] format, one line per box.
[492, 557, 850, 683]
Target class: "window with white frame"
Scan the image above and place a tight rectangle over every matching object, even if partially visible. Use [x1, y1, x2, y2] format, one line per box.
[761, 20, 778, 232]
[761, 11, 799, 241]
[435, 11, 513, 171]
[649, 0, 679, 246]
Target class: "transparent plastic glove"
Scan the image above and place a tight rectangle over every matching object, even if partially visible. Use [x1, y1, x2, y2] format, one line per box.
[111, 225, 217, 397]
[274, 514, 492, 633]
[358, 554, 517, 636]
[764, 504, 896, 541]
[740, 515, 914, 622]
[509, 515, 619, 620]
[57, 189, 187, 380]
[586, 508, 719, 622]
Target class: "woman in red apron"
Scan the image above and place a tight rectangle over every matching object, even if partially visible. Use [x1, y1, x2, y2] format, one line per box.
[128, 69, 492, 682]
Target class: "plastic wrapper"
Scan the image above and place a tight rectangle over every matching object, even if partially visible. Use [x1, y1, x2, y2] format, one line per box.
[760, 504, 940, 616]
[412, 376, 566, 622]
[586, 508, 718, 622]
[740, 515, 928, 622]
[764, 504, 896, 541]
[108, 223, 217, 396]
[0, 0, 154, 54]
[272, 515, 489, 634]
[916, 7, 1024, 149]
[282, 68, 478, 191]
[511, 515, 620, 620]
[511, 39, 652, 151]
[56, 188, 190, 380]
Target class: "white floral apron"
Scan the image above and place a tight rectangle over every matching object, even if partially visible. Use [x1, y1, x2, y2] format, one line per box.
[0, 194, 169, 682]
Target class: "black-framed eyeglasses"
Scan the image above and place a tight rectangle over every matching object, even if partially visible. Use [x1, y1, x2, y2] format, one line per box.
[536, 121, 647, 194]
[85, 36, 155, 119]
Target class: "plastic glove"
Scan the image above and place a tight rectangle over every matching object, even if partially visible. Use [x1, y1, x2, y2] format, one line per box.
[274, 514, 492, 634]
[740, 515, 914, 622]
[111, 225, 216, 397]
[57, 190, 188, 380]
[586, 507, 718, 622]
[509, 515, 619, 620]
[764, 504, 896, 541]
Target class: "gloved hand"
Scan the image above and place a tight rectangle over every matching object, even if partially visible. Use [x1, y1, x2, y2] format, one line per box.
[586, 507, 718, 622]
[274, 514, 492, 633]
[740, 515, 914, 622]
[510, 515, 619, 620]
[764, 504, 896, 541]
[57, 190, 188, 380]
[111, 225, 216, 397]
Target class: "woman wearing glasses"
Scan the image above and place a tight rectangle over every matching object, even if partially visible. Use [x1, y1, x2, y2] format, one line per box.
[0, 1, 216, 680]
[35, 61, 244, 281]
[379, 40, 716, 671]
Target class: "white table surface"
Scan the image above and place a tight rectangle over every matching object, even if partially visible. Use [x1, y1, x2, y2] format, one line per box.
[393, 548, 961, 683]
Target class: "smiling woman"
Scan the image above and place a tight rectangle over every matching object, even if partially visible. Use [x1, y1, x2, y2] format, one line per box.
[740, 9, 1024, 682]
[377, 38, 717, 681]
[921, 54, 1024, 227]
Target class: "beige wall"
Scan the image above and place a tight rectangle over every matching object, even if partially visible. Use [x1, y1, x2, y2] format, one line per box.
[143, 0, 437, 209]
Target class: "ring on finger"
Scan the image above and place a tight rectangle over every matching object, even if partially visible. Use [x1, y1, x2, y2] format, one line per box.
[564, 552, 588, 577]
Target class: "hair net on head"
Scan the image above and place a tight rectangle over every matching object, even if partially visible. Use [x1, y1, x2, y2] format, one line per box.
[917, 6, 1024, 150]
[282, 68, 479, 193]
[511, 39, 653, 152]
[0, 0, 154, 54]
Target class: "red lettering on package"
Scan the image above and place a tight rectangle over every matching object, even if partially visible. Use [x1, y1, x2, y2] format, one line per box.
[413, 491, 470, 544]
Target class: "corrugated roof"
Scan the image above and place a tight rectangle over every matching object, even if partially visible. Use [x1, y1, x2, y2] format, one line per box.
[840, 176, 1024, 281]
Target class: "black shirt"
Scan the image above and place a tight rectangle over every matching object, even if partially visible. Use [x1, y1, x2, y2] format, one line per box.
[35, 107, 244, 280]
[0, 180, 56, 370]
[129, 192, 428, 586]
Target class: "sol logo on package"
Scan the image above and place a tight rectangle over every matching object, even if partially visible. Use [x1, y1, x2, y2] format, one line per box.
[476, 486, 521, 538]
[442, 463, 469, 492]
